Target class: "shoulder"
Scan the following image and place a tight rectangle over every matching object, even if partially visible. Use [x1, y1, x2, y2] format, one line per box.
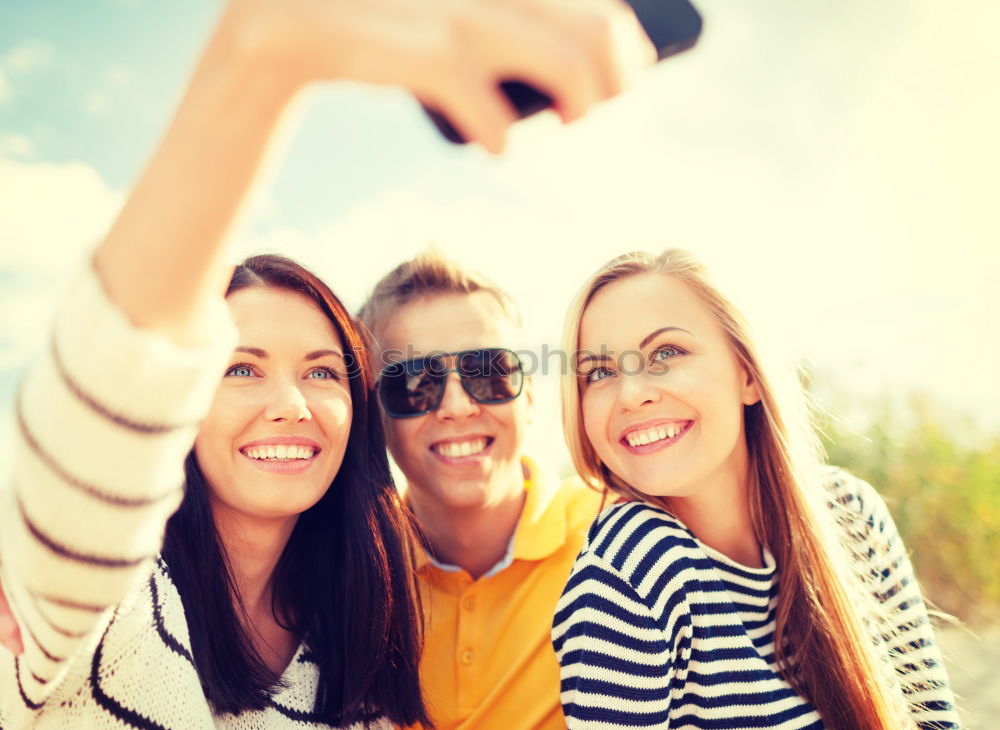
[585, 501, 695, 562]
[574, 501, 703, 601]
[94, 558, 195, 674]
[554, 502, 693, 656]
[819, 467, 905, 572]
[822, 465, 881, 514]
[821, 466, 894, 534]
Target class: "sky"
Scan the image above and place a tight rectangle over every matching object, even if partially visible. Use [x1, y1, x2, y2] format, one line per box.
[1, 0, 998, 472]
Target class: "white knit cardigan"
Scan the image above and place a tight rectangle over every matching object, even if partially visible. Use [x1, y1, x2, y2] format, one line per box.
[0, 266, 379, 729]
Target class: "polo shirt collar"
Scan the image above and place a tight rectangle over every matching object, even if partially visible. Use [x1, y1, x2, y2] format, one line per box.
[512, 455, 566, 562]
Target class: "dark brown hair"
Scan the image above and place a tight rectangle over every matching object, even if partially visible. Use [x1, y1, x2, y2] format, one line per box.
[162, 254, 428, 727]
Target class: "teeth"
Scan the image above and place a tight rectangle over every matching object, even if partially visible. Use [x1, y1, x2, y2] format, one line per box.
[245, 445, 316, 460]
[436, 438, 487, 458]
[625, 424, 685, 448]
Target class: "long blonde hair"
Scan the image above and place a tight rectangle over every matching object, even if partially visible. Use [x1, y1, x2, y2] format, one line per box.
[561, 249, 914, 730]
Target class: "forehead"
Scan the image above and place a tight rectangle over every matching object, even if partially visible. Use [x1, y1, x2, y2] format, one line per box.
[377, 291, 520, 355]
[579, 273, 716, 349]
[227, 286, 343, 351]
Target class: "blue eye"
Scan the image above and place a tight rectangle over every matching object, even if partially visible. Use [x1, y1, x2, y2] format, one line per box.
[651, 346, 683, 363]
[584, 367, 614, 384]
[306, 367, 338, 380]
[226, 363, 255, 377]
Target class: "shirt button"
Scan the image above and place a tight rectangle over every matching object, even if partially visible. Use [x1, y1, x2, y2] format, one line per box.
[462, 595, 476, 611]
[460, 650, 475, 665]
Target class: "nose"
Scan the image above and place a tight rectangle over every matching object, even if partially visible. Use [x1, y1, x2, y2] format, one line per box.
[434, 372, 479, 421]
[264, 381, 312, 423]
[617, 371, 662, 413]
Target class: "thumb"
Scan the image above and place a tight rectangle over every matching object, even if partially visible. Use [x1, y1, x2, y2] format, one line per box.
[0, 583, 25, 656]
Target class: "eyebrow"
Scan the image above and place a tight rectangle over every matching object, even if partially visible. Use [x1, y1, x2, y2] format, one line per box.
[304, 349, 345, 362]
[235, 346, 267, 358]
[575, 353, 612, 368]
[234, 346, 344, 361]
[639, 326, 693, 350]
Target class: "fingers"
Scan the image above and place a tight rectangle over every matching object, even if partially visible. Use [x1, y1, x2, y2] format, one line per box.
[478, 10, 606, 124]
[425, 71, 520, 154]
[457, 0, 656, 135]
[225, 0, 658, 153]
[503, 0, 656, 113]
[0, 583, 24, 656]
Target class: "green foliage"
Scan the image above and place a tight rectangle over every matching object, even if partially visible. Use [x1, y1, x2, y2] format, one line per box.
[818, 393, 1000, 624]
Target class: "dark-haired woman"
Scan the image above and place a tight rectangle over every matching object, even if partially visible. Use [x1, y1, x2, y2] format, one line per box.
[2, 252, 426, 729]
[0, 0, 654, 727]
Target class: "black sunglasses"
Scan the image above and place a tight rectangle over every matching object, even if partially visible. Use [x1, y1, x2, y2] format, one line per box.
[377, 347, 524, 418]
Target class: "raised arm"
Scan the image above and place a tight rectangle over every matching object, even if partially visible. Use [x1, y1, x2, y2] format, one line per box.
[1, 0, 655, 705]
[95, 0, 656, 347]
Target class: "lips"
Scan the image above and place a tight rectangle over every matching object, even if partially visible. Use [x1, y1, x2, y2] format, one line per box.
[618, 419, 692, 454]
[238, 436, 322, 474]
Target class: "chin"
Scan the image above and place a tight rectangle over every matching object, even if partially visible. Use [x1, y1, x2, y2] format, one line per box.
[433, 481, 495, 510]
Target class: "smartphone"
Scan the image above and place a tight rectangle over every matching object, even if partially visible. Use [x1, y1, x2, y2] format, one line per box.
[423, 0, 703, 144]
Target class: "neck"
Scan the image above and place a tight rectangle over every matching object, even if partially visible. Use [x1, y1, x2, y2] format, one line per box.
[211, 504, 298, 620]
[408, 463, 527, 580]
[666, 446, 762, 568]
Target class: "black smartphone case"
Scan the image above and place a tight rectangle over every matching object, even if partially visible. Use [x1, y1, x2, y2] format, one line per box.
[424, 0, 703, 144]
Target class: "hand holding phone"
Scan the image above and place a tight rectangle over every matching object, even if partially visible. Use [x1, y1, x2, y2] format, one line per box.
[424, 0, 702, 143]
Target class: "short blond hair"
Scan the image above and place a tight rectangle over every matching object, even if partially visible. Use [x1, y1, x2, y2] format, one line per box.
[358, 247, 522, 337]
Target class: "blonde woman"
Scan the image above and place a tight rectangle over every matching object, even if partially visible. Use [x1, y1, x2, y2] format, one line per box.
[553, 249, 959, 730]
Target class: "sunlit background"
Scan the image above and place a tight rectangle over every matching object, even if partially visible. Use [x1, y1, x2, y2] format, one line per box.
[1, 0, 998, 722]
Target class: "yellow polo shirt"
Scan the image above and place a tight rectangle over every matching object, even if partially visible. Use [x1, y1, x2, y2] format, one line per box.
[411, 457, 603, 730]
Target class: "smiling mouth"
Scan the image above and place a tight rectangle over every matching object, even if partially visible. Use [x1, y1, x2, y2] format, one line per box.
[620, 421, 692, 452]
[430, 437, 494, 460]
[241, 444, 318, 461]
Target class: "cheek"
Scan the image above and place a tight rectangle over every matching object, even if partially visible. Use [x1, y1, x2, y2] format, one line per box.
[493, 401, 528, 443]
[193, 392, 249, 467]
[314, 394, 353, 445]
[385, 418, 424, 463]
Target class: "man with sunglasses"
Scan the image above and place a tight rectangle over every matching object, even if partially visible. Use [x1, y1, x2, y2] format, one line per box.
[359, 250, 602, 730]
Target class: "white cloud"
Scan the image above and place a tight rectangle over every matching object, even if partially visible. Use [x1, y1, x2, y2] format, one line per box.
[105, 64, 136, 89]
[0, 157, 123, 375]
[84, 91, 109, 116]
[0, 132, 35, 159]
[0, 39, 56, 104]
[2, 40, 56, 73]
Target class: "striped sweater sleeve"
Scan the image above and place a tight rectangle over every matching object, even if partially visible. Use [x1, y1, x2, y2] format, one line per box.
[0, 263, 236, 706]
[831, 471, 962, 730]
[552, 534, 690, 728]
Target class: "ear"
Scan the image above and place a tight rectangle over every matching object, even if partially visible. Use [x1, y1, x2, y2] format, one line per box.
[740, 367, 761, 406]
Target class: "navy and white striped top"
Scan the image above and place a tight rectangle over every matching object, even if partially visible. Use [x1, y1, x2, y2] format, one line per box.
[551, 470, 960, 729]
